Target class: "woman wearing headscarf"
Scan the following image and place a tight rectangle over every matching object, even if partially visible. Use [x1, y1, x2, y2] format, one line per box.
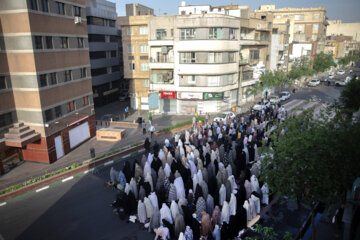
[201, 212, 213, 239]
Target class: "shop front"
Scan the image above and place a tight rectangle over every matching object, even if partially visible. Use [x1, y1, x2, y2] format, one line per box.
[177, 92, 203, 114]
[160, 91, 177, 113]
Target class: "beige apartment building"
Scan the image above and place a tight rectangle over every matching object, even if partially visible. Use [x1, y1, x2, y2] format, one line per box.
[256, 5, 328, 61]
[0, 0, 95, 173]
[118, 5, 152, 110]
[327, 20, 360, 42]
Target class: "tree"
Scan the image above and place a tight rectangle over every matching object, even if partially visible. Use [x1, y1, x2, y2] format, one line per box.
[246, 70, 290, 97]
[339, 50, 360, 67]
[259, 107, 360, 240]
[313, 52, 336, 73]
[289, 56, 314, 80]
[339, 75, 360, 112]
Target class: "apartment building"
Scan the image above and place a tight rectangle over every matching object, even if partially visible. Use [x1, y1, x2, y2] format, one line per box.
[0, 0, 95, 173]
[325, 35, 360, 59]
[118, 5, 153, 110]
[126, 3, 154, 16]
[147, 4, 272, 114]
[86, 0, 123, 106]
[255, 5, 328, 61]
[327, 20, 360, 42]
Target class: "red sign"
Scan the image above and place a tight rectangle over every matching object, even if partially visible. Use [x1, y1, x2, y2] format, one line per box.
[161, 91, 176, 99]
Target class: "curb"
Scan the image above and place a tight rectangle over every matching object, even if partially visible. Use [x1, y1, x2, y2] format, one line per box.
[154, 124, 193, 137]
[0, 144, 145, 205]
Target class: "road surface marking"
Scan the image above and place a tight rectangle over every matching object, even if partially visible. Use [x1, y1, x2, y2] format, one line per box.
[62, 176, 74, 182]
[0, 202, 6, 207]
[123, 154, 131, 158]
[35, 186, 49, 192]
[104, 160, 113, 166]
[84, 170, 89, 174]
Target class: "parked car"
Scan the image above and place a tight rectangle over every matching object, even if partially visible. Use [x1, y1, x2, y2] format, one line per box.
[279, 91, 291, 101]
[335, 76, 351, 86]
[213, 112, 235, 122]
[269, 95, 281, 105]
[308, 79, 320, 87]
[337, 70, 345, 75]
[328, 73, 335, 79]
[253, 100, 270, 111]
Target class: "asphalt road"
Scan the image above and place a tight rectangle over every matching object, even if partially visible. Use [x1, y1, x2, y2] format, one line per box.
[0, 84, 345, 240]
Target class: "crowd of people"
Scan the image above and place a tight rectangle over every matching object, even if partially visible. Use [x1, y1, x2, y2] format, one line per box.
[107, 103, 287, 240]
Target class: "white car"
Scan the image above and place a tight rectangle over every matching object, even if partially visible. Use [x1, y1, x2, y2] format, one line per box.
[335, 76, 351, 86]
[253, 100, 270, 111]
[279, 91, 291, 101]
[213, 112, 235, 122]
[328, 73, 335, 79]
[337, 70, 345, 75]
[308, 79, 320, 87]
[269, 95, 281, 105]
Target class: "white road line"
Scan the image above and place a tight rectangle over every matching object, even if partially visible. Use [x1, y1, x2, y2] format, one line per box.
[84, 170, 89, 174]
[104, 160, 113, 166]
[88, 168, 95, 172]
[62, 176, 74, 182]
[123, 154, 131, 158]
[0, 202, 6, 207]
[35, 186, 49, 192]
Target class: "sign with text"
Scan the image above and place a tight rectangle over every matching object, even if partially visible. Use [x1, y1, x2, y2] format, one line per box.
[161, 91, 176, 99]
[203, 92, 224, 100]
[177, 92, 203, 100]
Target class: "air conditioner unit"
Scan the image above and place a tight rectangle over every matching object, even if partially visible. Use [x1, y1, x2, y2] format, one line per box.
[74, 16, 82, 24]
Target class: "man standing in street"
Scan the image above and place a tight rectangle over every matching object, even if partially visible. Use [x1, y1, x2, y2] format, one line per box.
[125, 106, 129, 118]
[205, 112, 209, 125]
[142, 120, 146, 135]
[149, 124, 155, 141]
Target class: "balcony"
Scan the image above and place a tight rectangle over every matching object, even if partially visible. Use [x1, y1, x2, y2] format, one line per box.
[148, 39, 174, 46]
[149, 56, 174, 69]
[239, 58, 249, 65]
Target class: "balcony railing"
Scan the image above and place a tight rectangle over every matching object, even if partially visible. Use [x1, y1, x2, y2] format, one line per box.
[150, 56, 174, 63]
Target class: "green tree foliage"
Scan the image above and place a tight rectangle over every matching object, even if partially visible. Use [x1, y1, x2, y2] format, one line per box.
[259, 106, 360, 239]
[339, 75, 360, 112]
[289, 56, 314, 80]
[339, 50, 360, 66]
[313, 52, 336, 73]
[246, 70, 290, 96]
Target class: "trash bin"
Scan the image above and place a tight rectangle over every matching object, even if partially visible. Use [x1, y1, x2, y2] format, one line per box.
[90, 147, 95, 158]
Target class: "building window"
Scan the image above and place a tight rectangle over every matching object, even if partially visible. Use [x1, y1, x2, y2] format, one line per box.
[109, 20, 115, 27]
[140, 63, 149, 71]
[40, 74, 47, 87]
[55, 1, 65, 15]
[77, 37, 84, 48]
[45, 109, 53, 122]
[82, 96, 89, 106]
[128, 63, 135, 70]
[128, 56, 134, 60]
[126, 26, 133, 35]
[91, 68, 107, 76]
[156, 29, 167, 40]
[0, 76, 6, 90]
[49, 73, 57, 85]
[110, 35, 118, 42]
[180, 28, 196, 40]
[35, 36, 43, 49]
[209, 28, 223, 39]
[0, 112, 13, 128]
[111, 50, 117, 57]
[143, 79, 149, 87]
[229, 28, 236, 40]
[60, 37, 68, 48]
[80, 68, 86, 78]
[140, 45, 148, 53]
[139, 26, 148, 35]
[228, 52, 235, 62]
[294, 14, 304, 20]
[128, 45, 134, 53]
[90, 51, 106, 59]
[208, 52, 222, 63]
[41, 0, 48, 12]
[87, 16, 104, 26]
[73, 6, 81, 17]
[313, 24, 319, 33]
[250, 50, 260, 60]
[64, 70, 72, 82]
[180, 52, 196, 63]
[29, 0, 38, 10]
[55, 106, 62, 118]
[88, 34, 105, 42]
[111, 65, 120, 72]
[67, 101, 75, 113]
[45, 36, 53, 49]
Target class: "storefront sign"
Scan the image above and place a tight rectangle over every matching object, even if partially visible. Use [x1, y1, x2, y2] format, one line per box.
[203, 92, 224, 100]
[177, 92, 203, 100]
[148, 93, 160, 109]
[161, 91, 176, 99]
